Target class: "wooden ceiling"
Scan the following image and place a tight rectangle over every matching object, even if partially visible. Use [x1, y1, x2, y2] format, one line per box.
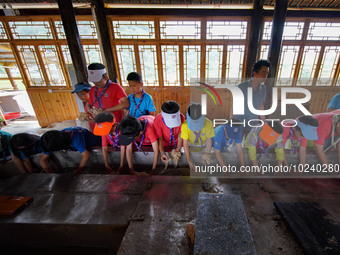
[1, 0, 340, 9]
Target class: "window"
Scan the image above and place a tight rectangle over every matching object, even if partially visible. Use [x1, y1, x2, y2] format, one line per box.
[161, 45, 180, 86]
[139, 45, 158, 86]
[55, 20, 98, 39]
[160, 21, 201, 39]
[206, 21, 247, 40]
[9, 21, 53, 39]
[116, 45, 136, 86]
[307, 22, 340, 41]
[112, 20, 155, 39]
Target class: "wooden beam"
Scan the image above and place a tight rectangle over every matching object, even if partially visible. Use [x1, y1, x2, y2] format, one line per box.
[264, 0, 288, 109]
[245, 0, 264, 78]
[57, 0, 88, 83]
[4, 67, 18, 90]
[9, 8, 340, 19]
[91, 0, 118, 82]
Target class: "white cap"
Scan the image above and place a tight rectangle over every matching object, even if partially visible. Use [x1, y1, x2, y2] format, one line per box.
[162, 111, 181, 128]
[88, 68, 106, 83]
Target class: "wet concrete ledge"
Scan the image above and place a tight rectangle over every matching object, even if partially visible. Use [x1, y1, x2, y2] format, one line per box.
[1, 174, 340, 254]
[1, 148, 338, 178]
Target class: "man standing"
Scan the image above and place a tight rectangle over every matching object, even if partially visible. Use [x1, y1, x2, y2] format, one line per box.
[234, 59, 270, 136]
[87, 63, 129, 124]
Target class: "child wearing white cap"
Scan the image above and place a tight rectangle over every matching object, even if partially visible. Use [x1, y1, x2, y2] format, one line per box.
[154, 101, 185, 163]
[87, 63, 129, 125]
[181, 103, 215, 169]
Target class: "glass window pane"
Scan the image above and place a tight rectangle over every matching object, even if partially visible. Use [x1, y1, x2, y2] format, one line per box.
[259, 45, 269, 60]
[61, 44, 103, 66]
[183, 45, 201, 86]
[296, 46, 321, 86]
[277, 45, 300, 86]
[160, 21, 201, 39]
[161, 45, 180, 86]
[139, 45, 158, 86]
[0, 43, 23, 90]
[226, 45, 245, 85]
[115, 45, 136, 86]
[263, 21, 304, 40]
[39, 45, 66, 87]
[0, 66, 7, 78]
[61, 45, 72, 65]
[17, 45, 45, 86]
[0, 21, 7, 39]
[0, 43, 20, 76]
[0, 80, 13, 90]
[205, 45, 223, 85]
[206, 21, 247, 40]
[112, 21, 155, 39]
[55, 21, 98, 40]
[316, 46, 340, 87]
[83, 45, 103, 65]
[0, 80, 25, 91]
[307, 22, 340, 41]
[9, 21, 53, 39]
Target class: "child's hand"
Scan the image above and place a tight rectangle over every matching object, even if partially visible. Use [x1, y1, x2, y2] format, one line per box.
[160, 152, 169, 163]
[201, 153, 212, 165]
[137, 171, 149, 176]
[42, 167, 53, 174]
[188, 162, 196, 171]
[105, 166, 114, 174]
[116, 166, 123, 175]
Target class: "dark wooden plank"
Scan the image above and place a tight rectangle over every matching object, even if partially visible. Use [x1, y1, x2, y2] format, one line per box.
[0, 196, 32, 216]
[264, 0, 288, 109]
[274, 202, 340, 255]
[58, 0, 88, 83]
[91, 0, 118, 82]
[245, 0, 264, 78]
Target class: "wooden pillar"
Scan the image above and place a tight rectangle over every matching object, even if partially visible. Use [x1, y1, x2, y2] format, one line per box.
[57, 0, 88, 83]
[4, 67, 18, 90]
[264, 0, 288, 109]
[245, 0, 264, 79]
[91, 0, 118, 82]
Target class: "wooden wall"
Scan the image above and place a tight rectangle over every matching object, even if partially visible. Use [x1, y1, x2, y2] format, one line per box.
[25, 85, 339, 128]
[144, 86, 340, 121]
[27, 88, 79, 127]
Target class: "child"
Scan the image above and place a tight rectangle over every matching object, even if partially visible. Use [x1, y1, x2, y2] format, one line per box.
[298, 109, 340, 166]
[118, 115, 158, 175]
[72, 82, 93, 130]
[71, 82, 92, 105]
[281, 115, 319, 166]
[181, 103, 215, 169]
[10, 133, 45, 174]
[0, 130, 13, 165]
[40, 127, 99, 174]
[93, 112, 120, 174]
[154, 101, 185, 163]
[245, 121, 284, 167]
[213, 118, 245, 167]
[87, 63, 129, 123]
[126, 72, 156, 118]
